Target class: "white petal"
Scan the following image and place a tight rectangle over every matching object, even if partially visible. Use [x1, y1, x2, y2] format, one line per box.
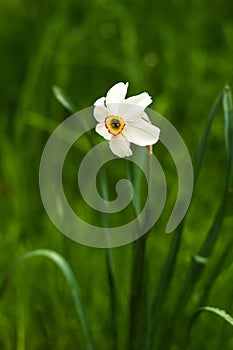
[94, 105, 108, 122]
[106, 82, 129, 105]
[109, 134, 132, 158]
[107, 103, 120, 115]
[107, 103, 144, 121]
[141, 112, 151, 123]
[94, 96, 106, 106]
[95, 123, 112, 140]
[125, 92, 152, 108]
[120, 103, 144, 121]
[123, 120, 160, 146]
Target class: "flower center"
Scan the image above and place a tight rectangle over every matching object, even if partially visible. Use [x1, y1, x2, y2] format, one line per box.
[105, 115, 125, 136]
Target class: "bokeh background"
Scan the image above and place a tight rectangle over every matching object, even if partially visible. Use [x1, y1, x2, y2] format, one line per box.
[0, 0, 233, 349]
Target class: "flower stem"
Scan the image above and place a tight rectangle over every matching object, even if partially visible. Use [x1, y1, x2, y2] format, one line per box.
[127, 154, 151, 350]
[99, 172, 118, 350]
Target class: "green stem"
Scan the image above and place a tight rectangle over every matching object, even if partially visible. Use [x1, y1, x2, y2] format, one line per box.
[105, 249, 118, 350]
[146, 223, 183, 350]
[99, 172, 118, 350]
[128, 235, 148, 350]
[127, 155, 151, 350]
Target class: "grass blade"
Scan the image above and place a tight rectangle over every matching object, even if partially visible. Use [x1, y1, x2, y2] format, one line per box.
[185, 306, 233, 348]
[146, 222, 183, 349]
[194, 92, 223, 179]
[52, 85, 95, 148]
[105, 249, 118, 350]
[190, 306, 233, 329]
[128, 235, 148, 350]
[195, 72, 233, 180]
[128, 155, 151, 350]
[223, 85, 233, 189]
[148, 87, 223, 348]
[53, 85, 78, 113]
[0, 249, 95, 350]
[99, 172, 118, 350]
[193, 85, 232, 270]
[198, 239, 233, 305]
[172, 112, 229, 310]
[166, 83, 233, 349]
[182, 83, 233, 297]
[147, 86, 224, 348]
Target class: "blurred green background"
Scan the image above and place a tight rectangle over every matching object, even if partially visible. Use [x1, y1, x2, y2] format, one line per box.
[0, 0, 233, 349]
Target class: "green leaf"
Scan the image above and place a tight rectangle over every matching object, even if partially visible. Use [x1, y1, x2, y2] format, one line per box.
[164, 81, 233, 348]
[148, 89, 223, 349]
[197, 239, 233, 305]
[189, 87, 233, 264]
[223, 85, 233, 190]
[191, 306, 233, 328]
[194, 92, 223, 180]
[0, 249, 95, 350]
[52, 85, 94, 147]
[53, 85, 78, 113]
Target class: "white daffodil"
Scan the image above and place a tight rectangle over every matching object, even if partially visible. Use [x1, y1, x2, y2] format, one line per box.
[94, 82, 160, 158]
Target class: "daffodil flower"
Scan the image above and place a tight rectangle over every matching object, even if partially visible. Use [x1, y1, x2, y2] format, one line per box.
[94, 82, 160, 157]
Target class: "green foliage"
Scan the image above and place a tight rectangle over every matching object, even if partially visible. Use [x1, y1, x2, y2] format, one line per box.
[1, 250, 94, 350]
[191, 306, 233, 329]
[0, 0, 233, 349]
